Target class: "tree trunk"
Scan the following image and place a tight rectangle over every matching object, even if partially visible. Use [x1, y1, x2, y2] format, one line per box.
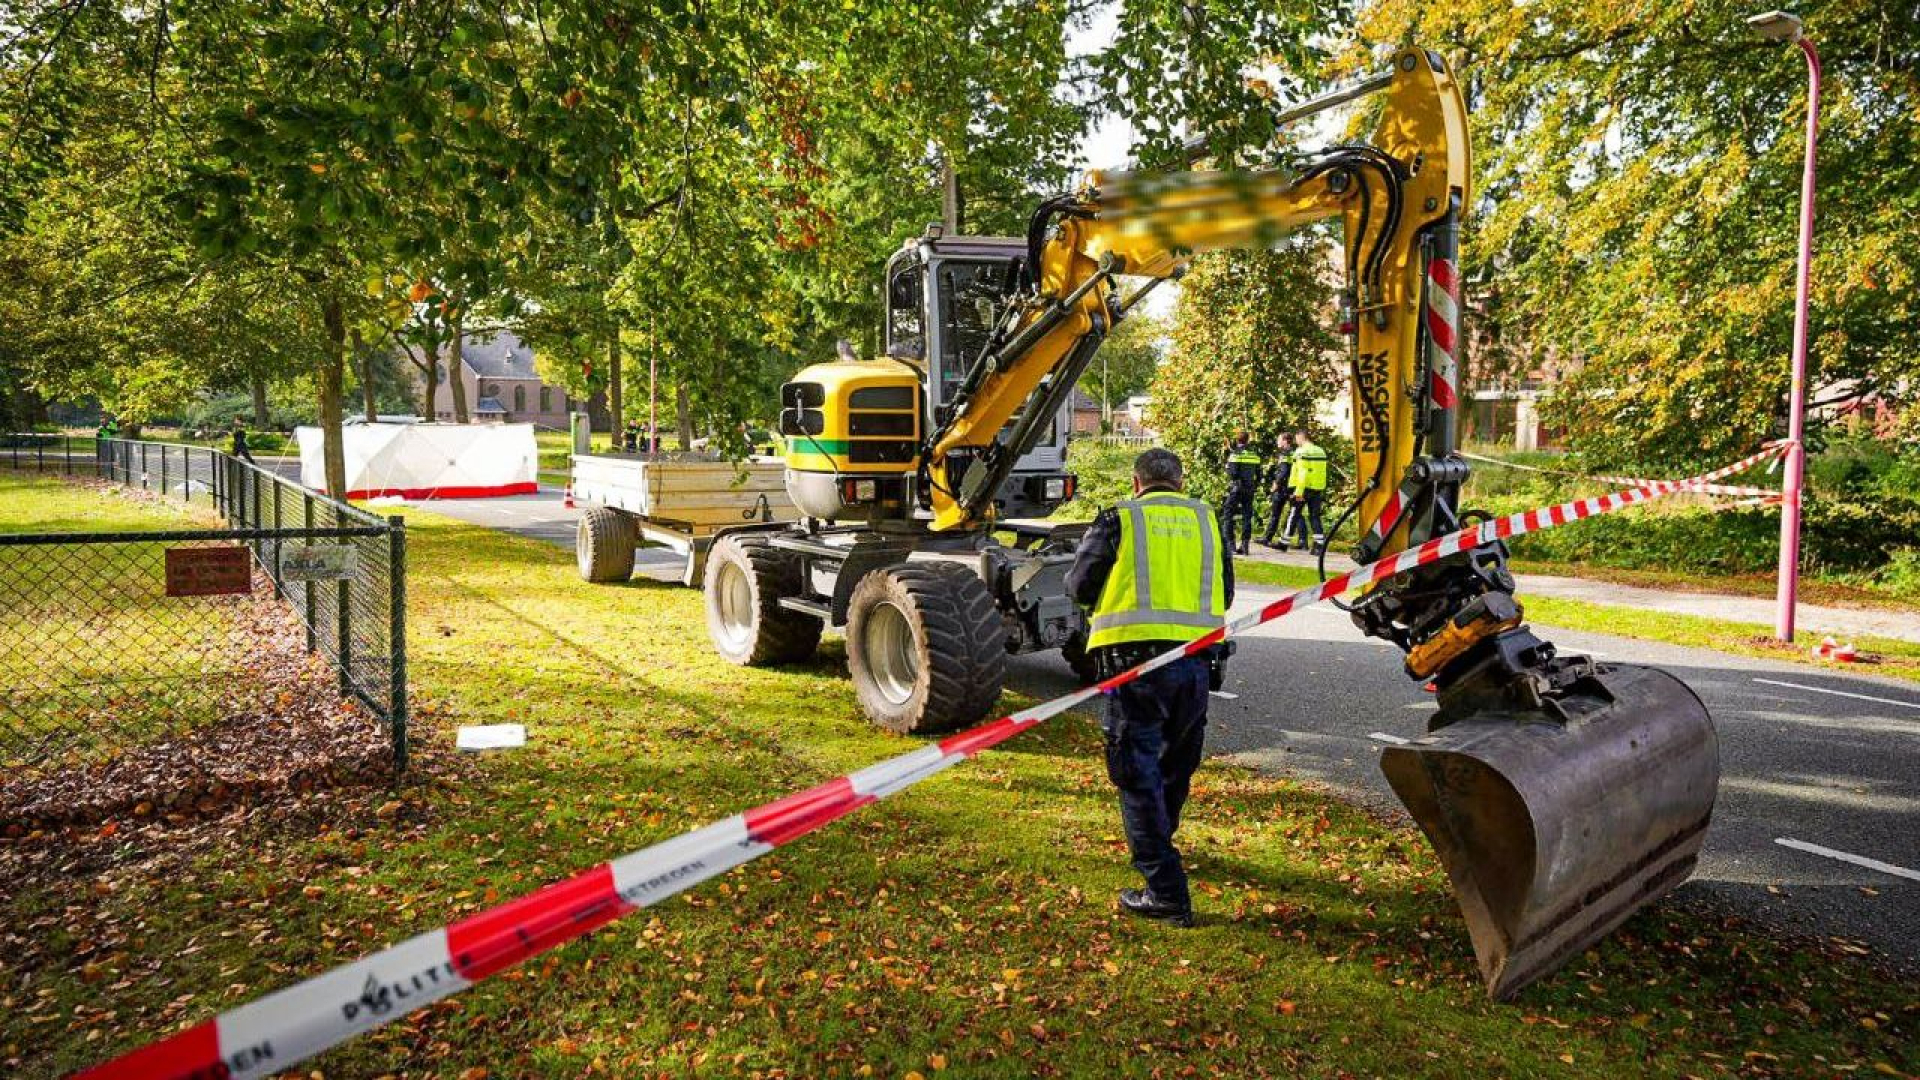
[417, 339, 439, 420]
[608, 330, 623, 443]
[250, 374, 270, 429]
[940, 148, 964, 233]
[353, 329, 378, 423]
[674, 381, 694, 450]
[319, 295, 348, 497]
[448, 313, 471, 423]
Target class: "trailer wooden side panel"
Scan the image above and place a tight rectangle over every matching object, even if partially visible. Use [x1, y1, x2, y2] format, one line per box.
[572, 453, 796, 530]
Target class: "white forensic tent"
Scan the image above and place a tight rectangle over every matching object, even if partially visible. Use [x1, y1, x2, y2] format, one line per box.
[295, 423, 539, 499]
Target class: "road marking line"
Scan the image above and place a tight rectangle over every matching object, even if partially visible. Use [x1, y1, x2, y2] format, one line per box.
[1209, 691, 1239, 700]
[1367, 731, 1410, 745]
[1753, 678, 1920, 711]
[1774, 838, 1920, 883]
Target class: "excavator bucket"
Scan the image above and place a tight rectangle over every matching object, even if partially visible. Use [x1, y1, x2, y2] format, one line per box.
[1379, 663, 1716, 999]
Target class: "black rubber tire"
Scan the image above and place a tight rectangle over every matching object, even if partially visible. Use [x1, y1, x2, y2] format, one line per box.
[1061, 626, 1099, 686]
[845, 561, 1008, 735]
[704, 534, 822, 665]
[577, 507, 638, 582]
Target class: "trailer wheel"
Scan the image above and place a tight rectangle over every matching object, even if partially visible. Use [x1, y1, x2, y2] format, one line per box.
[577, 507, 637, 582]
[846, 562, 1007, 735]
[704, 535, 822, 665]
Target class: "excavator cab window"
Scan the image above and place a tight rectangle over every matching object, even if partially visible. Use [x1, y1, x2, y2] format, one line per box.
[936, 261, 1013, 404]
[885, 266, 925, 361]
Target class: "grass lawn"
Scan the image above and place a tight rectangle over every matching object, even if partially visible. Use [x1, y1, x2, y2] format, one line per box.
[1236, 560, 1920, 683]
[0, 469, 218, 535]
[6, 487, 1915, 1078]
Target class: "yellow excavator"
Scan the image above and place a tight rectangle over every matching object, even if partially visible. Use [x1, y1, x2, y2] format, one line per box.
[698, 48, 1718, 999]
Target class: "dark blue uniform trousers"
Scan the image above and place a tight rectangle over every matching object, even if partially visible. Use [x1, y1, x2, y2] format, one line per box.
[1102, 653, 1211, 909]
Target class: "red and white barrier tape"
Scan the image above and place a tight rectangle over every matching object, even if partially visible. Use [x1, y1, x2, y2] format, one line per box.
[1456, 449, 1782, 500]
[74, 441, 1789, 1080]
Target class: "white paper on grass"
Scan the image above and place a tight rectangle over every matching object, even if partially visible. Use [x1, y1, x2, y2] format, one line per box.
[456, 724, 527, 750]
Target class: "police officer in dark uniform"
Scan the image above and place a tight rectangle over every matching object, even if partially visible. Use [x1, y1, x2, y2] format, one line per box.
[1066, 448, 1233, 928]
[229, 419, 256, 465]
[1221, 431, 1261, 556]
[1259, 432, 1295, 548]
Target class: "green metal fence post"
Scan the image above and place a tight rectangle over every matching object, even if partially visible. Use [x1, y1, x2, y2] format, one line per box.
[388, 516, 408, 771]
[160, 445, 169, 499]
[337, 571, 352, 698]
[303, 498, 317, 653]
[271, 480, 284, 598]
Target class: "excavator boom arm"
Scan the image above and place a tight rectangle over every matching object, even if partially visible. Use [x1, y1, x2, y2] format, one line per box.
[925, 48, 1470, 558]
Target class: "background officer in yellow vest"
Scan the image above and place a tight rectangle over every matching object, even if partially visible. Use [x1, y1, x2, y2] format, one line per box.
[1065, 448, 1233, 928]
[1221, 430, 1262, 556]
[1283, 430, 1329, 552]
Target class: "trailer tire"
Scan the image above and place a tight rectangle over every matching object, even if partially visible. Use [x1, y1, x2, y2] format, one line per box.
[846, 562, 1007, 735]
[705, 535, 822, 665]
[577, 507, 638, 582]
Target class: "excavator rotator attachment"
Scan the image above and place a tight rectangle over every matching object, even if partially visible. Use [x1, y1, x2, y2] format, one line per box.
[1378, 628, 1717, 999]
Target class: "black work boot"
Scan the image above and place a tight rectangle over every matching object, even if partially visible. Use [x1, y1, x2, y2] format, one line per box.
[1118, 888, 1194, 928]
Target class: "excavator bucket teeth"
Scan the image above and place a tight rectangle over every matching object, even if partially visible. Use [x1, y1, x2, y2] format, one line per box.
[1379, 664, 1716, 999]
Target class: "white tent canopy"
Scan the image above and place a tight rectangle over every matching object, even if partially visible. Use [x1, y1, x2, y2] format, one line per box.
[295, 423, 538, 499]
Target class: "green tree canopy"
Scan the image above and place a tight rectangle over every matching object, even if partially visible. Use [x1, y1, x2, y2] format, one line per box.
[1151, 242, 1345, 503]
[1346, 0, 1919, 468]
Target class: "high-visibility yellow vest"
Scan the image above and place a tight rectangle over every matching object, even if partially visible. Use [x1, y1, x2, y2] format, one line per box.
[1291, 441, 1328, 494]
[1227, 448, 1262, 466]
[1088, 491, 1228, 650]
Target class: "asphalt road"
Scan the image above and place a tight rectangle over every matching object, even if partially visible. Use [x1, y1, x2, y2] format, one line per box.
[345, 480, 1919, 978]
[1008, 589, 1920, 978]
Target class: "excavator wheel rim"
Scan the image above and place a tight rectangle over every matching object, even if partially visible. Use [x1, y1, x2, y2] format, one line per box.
[712, 559, 755, 650]
[862, 600, 919, 706]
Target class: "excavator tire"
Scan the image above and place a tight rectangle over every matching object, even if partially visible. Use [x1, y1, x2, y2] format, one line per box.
[577, 507, 637, 583]
[846, 562, 1007, 735]
[704, 534, 822, 665]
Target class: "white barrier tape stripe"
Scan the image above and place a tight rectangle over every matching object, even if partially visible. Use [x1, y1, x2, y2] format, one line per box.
[1456, 450, 1777, 499]
[75, 441, 1789, 1080]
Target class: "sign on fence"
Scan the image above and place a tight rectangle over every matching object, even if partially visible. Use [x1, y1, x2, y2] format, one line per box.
[280, 544, 358, 582]
[164, 546, 253, 597]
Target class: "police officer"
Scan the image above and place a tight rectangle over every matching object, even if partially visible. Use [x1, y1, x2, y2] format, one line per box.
[1221, 431, 1261, 556]
[1259, 432, 1295, 548]
[1066, 448, 1232, 928]
[1284, 430, 1328, 553]
[230, 419, 256, 465]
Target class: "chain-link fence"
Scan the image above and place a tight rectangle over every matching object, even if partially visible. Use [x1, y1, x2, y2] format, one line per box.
[0, 436, 407, 775]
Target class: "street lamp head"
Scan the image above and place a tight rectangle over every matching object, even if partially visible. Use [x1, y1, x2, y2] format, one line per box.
[1747, 10, 1805, 42]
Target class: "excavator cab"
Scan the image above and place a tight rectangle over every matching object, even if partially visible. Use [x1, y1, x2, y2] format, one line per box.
[883, 233, 1075, 515]
[780, 233, 1075, 524]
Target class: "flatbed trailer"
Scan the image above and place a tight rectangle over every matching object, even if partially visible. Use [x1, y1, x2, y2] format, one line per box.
[571, 451, 797, 586]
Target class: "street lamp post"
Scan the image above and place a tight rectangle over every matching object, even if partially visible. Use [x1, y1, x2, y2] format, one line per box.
[1748, 10, 1821, 643]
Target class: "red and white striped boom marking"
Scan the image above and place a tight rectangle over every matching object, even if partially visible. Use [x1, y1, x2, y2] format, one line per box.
[74, 443, 1789, 1080]
[1425, 256, 1460, 410]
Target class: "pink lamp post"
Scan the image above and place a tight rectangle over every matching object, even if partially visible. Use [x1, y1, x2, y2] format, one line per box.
[1748, 10, 1821, 642]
